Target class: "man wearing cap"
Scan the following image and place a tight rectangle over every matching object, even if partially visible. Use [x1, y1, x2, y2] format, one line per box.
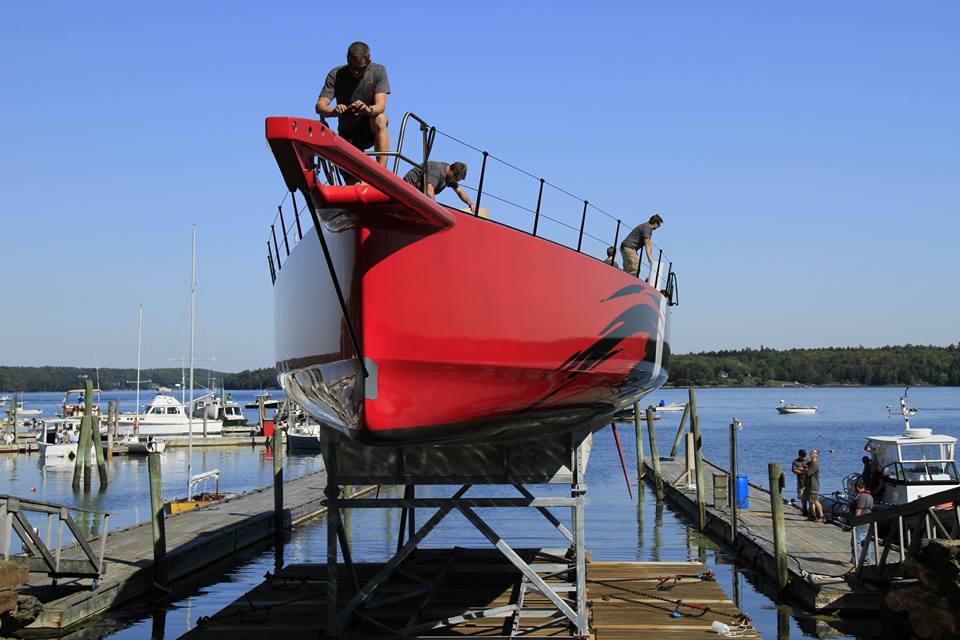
[620, 214, 663, 282]
[316, 41, 391, 166]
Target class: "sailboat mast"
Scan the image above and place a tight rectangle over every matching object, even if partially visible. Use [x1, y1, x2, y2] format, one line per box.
[136, 304, 143, 422]
[187, 226, 197, 498]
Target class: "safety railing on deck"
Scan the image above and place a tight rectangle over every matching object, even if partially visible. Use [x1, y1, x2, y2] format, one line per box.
[265, 112, 678, 303]
[1, 494, 110, 586]
[850, 484, 960, 577]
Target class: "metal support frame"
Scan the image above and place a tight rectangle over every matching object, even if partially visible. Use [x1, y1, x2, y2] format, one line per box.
[320, 431, 591, 638]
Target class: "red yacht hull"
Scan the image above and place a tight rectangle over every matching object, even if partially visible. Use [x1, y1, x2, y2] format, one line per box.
[268, 117, 671, 444]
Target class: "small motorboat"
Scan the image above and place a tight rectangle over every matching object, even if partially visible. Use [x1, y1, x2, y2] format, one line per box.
[0, 395, 9, 406]
[776, 401, 817, 415]
[244, 391, 282, 410]
[6, 402, 43, 417]
[123, 436, 166, 455]
[35, 425, 95, 461]
[654, 401, 686, 412]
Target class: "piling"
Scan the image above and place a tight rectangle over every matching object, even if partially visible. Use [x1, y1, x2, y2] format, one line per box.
[728, 419, 738, 543]
[691, 414, 706, 530]
[768, 462, 789, 591]
[273, 401, 285, 539]
[669, 402, 691, 458]
[89, 380, 108, 486]
[10, 392, 18, 454]
[106, 401, 115, 459]
[633, 402, 645, 480]
[72, 390, 92, 492]
[148, 452, 168, 587]
[645, 407, 664, 501]
[202, 405, 208, 439]
[258, 396, 267, 439]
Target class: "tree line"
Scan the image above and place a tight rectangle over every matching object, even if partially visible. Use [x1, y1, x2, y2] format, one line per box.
[668, 344, 960, 387]
[0, 366, 279, 392]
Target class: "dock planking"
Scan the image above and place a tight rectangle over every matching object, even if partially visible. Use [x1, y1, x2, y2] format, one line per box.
[182, 551, 759, 639]
[647, 456, 884, 611]
[16, 469, 357, 636]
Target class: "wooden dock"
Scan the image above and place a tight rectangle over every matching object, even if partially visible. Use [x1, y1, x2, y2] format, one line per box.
[15, 469, 360, 636]
[647, 456, 884, 611]
[183, 550, 759, 639]
[0, 435, 267, 455]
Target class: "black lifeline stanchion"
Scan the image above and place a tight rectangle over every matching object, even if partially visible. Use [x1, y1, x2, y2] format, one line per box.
[532, 178, 545, 236]
[612, 220, 621, 254]
[278, 206, 290, 256]
[271, 225, 282, 271]
[474, 151, 489, 216]
[267, 241, 276, 284]
[291, 190, 303, 240]
[576, 200, 588, 252]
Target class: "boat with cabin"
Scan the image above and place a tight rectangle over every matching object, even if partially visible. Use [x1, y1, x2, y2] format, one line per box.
[118, 393, 223, 438]
[5, 402, 43, 417]
[244, 391, 282, 410]
[264, 114, 676, 445]
[776, 400, 818, 415]
[193, 393, 247, 426]
[822, 389, 959, 522]
[654, 400, 686, 412]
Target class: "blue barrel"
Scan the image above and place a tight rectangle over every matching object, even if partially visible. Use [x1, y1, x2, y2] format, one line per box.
[735, 475, 749, 509]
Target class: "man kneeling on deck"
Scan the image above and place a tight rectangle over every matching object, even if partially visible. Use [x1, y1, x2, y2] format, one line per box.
[404, 161, 476, 213]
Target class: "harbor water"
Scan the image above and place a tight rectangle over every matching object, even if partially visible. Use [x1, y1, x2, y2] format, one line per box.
[3, 386, 959, 638]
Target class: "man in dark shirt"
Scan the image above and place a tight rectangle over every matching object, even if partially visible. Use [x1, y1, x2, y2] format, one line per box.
[620, 214, 663, 281]
[851, 480, 875, 563]
[805, 449, 824, 522]
[792, 449, 808, 516]
[403, 161, 476, 213]
[316, 41, 391, 166]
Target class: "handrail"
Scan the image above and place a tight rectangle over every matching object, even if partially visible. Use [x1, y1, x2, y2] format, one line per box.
[850, 484, 960, 527]
[266, 112, 678, 303]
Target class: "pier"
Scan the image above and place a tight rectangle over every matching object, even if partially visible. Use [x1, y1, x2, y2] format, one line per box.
[645, 455, 883, 611]
[11, 470, 368, 636]
[183, 553, 758, 639]
[0, 435, 267, 456]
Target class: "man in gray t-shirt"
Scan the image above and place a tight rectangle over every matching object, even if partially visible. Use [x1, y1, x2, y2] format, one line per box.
[620, 214, 663, 281]
[403, 161, 476, 213]
[805, 449, 824, 522]
[316, 41, 391, 166]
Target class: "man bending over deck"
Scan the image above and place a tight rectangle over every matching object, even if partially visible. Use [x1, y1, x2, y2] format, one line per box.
[620, 214, 663, 283]
[403, 161, 476, 213]
[316, 41, 390, 166]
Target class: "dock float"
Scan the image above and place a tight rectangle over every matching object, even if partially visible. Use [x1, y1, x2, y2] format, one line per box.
[17, 470, 368, 636]
[182, 550, 759, 638]
[646, 456, 884, 611]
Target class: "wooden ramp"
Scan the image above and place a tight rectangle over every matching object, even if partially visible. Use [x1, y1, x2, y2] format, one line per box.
[649, 457, 884, 611]
[183, 551, 759, 638]
[16, 469, 342, 636]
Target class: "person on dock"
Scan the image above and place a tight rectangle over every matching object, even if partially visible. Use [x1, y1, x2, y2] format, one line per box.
[620, 214, 663, 282]
[403, 161, 476, 213]
[604, 246, 619, 268]
[792, 449, 808, 516]
[316, 41, 391, 166]
[851, 480, 874, 563]
[805, 449, 824, 522]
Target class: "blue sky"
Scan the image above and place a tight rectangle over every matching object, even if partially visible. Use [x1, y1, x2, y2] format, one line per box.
[0, 2, 957, 371]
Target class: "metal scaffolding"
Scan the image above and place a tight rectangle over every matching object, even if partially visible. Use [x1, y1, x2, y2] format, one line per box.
[319, 428, 592, 638]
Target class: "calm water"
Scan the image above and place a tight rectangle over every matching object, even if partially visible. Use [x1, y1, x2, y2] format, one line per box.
[4, 387, 958, 639]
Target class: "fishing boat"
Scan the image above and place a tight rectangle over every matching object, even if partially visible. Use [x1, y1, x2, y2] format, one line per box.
[59, 388, 102, 418]
[244, 391, 282, 410]
[193, 393, 247, 426]
[264, 115, 676, 445]
[822, 389, 959, 522]
[117, 393, 223, 437]
[776, 401, 817, 415]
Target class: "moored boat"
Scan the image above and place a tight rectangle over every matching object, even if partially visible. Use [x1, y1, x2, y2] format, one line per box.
[118, 393, 223, 438]
[123, 435, 166, 455]
[776, 400, 817, 414]
[655, 401, 686, 412]
[265, 115, 676, 445]
[6, 402, 43, 417]
[287, 421, 326, 452]
[244, 391, 282, 410]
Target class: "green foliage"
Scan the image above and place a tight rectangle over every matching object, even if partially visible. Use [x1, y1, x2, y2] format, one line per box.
[0, 366, 279, 392]
[668, 344, 960, 387]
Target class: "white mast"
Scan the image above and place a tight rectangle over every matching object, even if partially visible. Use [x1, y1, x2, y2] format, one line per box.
[187, 226, 197, 498]
[136, 304, 143, 422]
